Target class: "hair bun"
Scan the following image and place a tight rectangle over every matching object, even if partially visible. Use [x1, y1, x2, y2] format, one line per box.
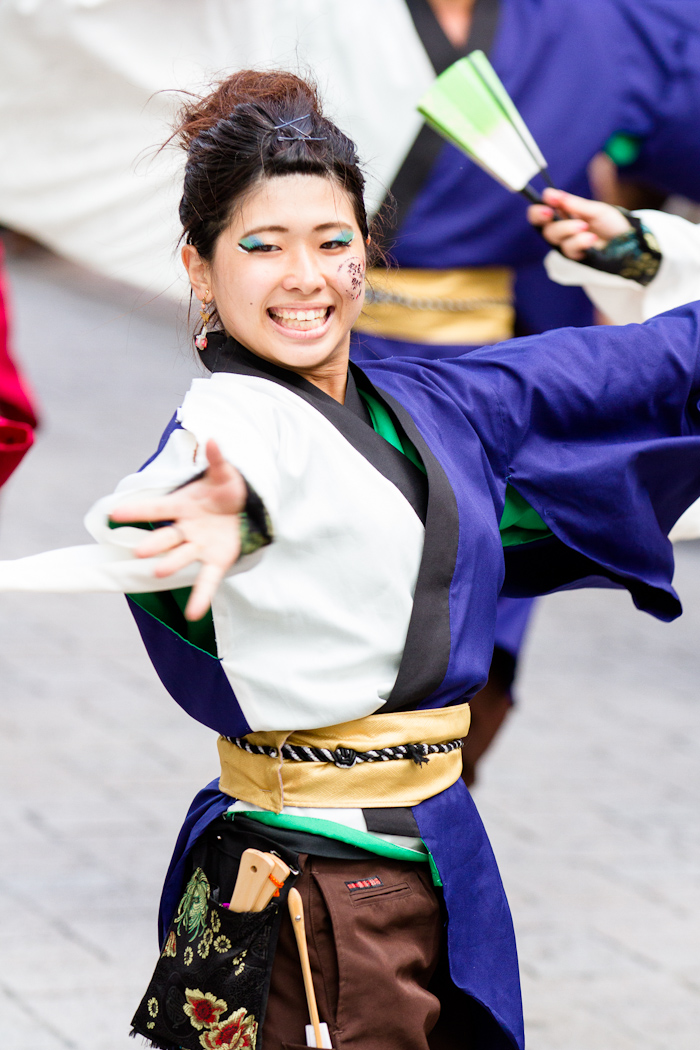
[175, 70, 323, 152]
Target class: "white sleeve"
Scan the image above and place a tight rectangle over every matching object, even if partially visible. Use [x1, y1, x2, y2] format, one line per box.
[669, 499, 700, 543]
[0, 421, 265, 594]
[544, 210, 700, 324]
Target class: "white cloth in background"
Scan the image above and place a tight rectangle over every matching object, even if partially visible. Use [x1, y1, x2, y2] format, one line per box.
[545, 209, 700, 541]
[0, 0, 434, 297]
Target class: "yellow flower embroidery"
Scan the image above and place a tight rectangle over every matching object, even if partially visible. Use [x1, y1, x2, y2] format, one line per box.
[211, 911, 221, 934]
[148, 998, 159, 1018]
[214, 935, 232, 954]
[184, 946, 194, 966]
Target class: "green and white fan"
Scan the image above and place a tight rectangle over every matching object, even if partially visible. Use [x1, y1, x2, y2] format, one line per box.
[417, 50, 551, 203]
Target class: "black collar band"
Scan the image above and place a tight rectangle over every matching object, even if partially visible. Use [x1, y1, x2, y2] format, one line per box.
[199, 332, 428, 524]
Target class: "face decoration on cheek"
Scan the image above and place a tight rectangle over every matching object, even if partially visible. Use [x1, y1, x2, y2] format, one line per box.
[338, 255, 366, 300]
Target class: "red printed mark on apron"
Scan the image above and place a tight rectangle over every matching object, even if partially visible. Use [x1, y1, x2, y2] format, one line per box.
[344, 877, 383, 892]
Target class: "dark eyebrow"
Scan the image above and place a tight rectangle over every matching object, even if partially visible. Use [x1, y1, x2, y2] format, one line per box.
[314, 222, 353, 232]
[242, 225, 288, 236]
[241, 221, 353, 237]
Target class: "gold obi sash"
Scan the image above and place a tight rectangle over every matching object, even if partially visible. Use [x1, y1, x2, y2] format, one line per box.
[218, 703, 471, 814]
[354, 266, 515, 345]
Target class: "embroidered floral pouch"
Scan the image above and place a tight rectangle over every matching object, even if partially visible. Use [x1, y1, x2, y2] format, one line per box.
[131, 866, 283, 1050]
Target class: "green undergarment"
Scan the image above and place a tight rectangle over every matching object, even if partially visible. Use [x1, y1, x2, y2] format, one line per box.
[357, 388, 551, 547]
[224, 809, 442, 886]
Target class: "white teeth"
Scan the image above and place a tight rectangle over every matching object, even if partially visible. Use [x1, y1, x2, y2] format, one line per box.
[271, 308, 327, 320]
[268, 306, 330, 331]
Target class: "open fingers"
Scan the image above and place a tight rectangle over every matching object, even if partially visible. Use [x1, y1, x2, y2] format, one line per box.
[541, 188, 599, 220]
[110, 494, 184, 524]
[527, 204, 555, 227]
[152, 541, 200, 578]
[205, 438, 225, 469]
[202, 439, 237, 488]
[133, 524, 186, 559]
[185, 563, 226, 621]
[542, 188, 632, 240]
[540, 218, 590, 247]
[205, 456, 243, 496]
[558, 231, 601, 260]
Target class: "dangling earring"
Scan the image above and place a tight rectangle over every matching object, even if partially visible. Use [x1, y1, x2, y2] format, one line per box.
[195, 292, 212, 350]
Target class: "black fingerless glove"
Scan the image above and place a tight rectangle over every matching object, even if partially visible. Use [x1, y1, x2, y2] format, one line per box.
[580, 208, 662, 286]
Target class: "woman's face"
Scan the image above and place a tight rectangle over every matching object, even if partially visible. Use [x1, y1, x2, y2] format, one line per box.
[183, 174, 366, 388]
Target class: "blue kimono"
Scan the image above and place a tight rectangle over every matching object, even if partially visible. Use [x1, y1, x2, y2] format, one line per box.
[141, 302, 700, 1050]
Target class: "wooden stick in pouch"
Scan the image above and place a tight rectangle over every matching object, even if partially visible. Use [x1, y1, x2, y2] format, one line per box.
[252, 854, 291, 911]
[229, 849, 276, 912]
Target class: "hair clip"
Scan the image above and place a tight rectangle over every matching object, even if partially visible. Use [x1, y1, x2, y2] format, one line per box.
[270, 114, 327, 142]
[272, 115, 311, 131]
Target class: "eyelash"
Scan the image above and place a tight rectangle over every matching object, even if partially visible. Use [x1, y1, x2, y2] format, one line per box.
[239, 243, 278, 253]
[321, 237, 354, 250]
[237, 235, 354, 253]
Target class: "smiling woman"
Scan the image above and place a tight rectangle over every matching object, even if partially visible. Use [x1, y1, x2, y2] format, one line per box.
[4, 68, 700, 1050]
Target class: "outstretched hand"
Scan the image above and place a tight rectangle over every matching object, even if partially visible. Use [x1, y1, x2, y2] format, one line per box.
[527, 188, 632, 261]
[109, 439, 247, 621]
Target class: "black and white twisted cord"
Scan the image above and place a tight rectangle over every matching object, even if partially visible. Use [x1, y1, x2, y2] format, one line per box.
[225, 735, 464, 768]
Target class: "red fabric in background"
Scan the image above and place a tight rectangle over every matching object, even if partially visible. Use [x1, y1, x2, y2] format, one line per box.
[0, 240, 37, 488]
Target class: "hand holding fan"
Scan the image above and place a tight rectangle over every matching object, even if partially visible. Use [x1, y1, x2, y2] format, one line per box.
[417, 50, 554, 204]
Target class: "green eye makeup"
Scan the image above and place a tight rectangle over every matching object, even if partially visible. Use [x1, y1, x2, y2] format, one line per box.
[335, 229, 355, 245]
[238, 235, 266, 253]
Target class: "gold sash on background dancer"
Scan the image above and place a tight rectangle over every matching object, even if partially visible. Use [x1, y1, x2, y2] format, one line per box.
[218, 703, 471, 813]
[354, 266, 514, 345]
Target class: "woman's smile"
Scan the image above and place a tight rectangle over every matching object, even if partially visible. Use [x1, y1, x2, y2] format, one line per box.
[267, 303, 334, 336]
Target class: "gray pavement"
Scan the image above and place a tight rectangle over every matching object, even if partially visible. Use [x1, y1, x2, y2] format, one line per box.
[0, 244, 699, 1049]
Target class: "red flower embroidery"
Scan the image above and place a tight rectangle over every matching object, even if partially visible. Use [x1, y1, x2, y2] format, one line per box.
[183, 989, 228, 1031]
[199, 1007, 258, 1050]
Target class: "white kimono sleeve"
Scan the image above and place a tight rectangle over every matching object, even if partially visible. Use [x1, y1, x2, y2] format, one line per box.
[0, 423, 266, 594]
[544, 210, 700, 325]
